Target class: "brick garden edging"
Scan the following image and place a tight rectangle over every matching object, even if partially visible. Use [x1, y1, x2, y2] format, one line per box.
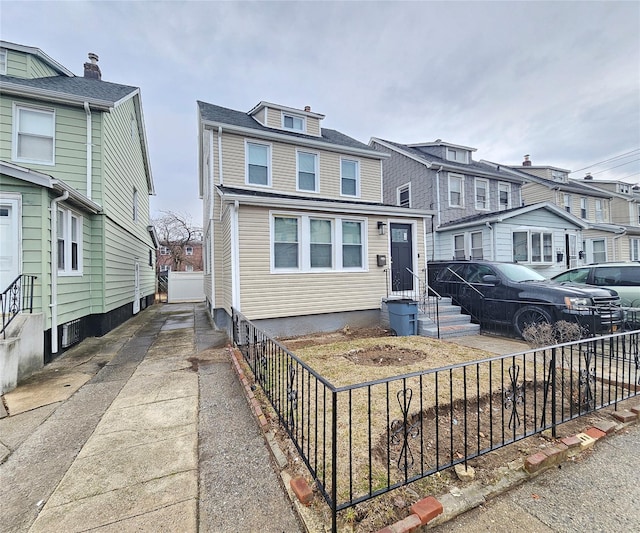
[227, 343, 639, 532]
[375, 402, 640, 532]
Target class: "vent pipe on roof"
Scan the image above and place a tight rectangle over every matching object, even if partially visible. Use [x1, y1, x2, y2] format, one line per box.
[584, 173, 593, 180]
[84, 52, 101, 80]
[523, 154, 532, 166]
[304, 106, 311, 112]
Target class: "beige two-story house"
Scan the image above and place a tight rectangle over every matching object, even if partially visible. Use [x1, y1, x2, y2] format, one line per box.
[198, 101, 434, 336]
[512, 157, 620, 266]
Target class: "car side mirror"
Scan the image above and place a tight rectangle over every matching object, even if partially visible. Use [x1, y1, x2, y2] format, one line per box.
[482, 275, 500, 285]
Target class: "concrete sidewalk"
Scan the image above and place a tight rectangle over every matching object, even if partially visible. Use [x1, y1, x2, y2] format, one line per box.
[0, 303, 301, 532]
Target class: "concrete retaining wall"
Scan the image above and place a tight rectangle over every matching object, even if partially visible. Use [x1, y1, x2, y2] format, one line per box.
[0, 313, 44, 394]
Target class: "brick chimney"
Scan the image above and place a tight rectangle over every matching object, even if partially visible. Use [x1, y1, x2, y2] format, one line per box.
[83, 53, 101, 80]
[304, 105, 311, 112]
[584, 173, 593, 180]
[523, 154, 532, 167]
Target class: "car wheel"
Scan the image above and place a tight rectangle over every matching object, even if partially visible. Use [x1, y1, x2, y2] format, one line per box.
[513, 306, 553, 337]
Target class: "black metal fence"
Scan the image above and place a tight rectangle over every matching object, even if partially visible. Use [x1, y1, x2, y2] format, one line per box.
[232, 308, 639, 532]
[1, 274, 37, 338]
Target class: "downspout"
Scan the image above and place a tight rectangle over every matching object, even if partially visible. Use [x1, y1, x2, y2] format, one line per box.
[230, 200, 240, 311]
[50, 190, 69, 354]
[434, 166, 443, 260]
[612, 228, 626, 261]
[84, 102, 92, 199]
[209, 129, 215, 310]
[218, 126, 223, 185]
[486, 221, 496, 260]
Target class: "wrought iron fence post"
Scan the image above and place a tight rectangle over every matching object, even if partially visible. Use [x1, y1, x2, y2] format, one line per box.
[331, 389, 338, 533]
[551, 347, 557, 438]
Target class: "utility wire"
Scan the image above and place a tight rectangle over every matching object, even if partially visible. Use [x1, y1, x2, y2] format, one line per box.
[591, 158, 640, 174]
[570, 148, 640, 173]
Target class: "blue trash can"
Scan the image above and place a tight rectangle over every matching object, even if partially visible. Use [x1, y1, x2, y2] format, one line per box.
[386, 299, 418, 336]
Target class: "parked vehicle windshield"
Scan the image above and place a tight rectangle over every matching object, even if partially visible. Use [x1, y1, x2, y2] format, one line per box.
[493, 263, 546, 282]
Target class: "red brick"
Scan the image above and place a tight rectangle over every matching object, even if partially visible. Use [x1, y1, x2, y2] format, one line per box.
[612, 410, 637, 423]
[542, 445, 567, 465]
[561, 435, 582, 449]
[391, 514, 422, 532]
[593, 420, 617, 434]
[410, 496, 443, 525]
[524, 452, 548, 474]
[375, 528, 394, 533]
[585, 427, 607, 440]
[631, 404, 640, 415]
[290, 476, 313, 505]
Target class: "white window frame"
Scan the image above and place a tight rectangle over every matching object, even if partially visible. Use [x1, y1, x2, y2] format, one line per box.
[282, 112, 305, 132]
[631, 238, 640, 261]
[591, 239, 607, 263]
[453, 234, 465, 259]
[448, 173, 464, 208]
[512, 230, 553, 264]
[470, 231, 483, 259]
[160, 246, 169, 255]
[270, 211, 367, 273]
[474, 178, 489, 210]
[245, 140, 272, 187]
[57, 207, 83, 276]
[185, 246, 194, 256]
[563, 193, 572, 213]
[397, 182, 411, 208]
[296, 150, 319, 193]
[446, 147, 468, 164]
[0, 48, 6, 75]
[13, 104, 55, 165]
[160, 264, 171, 273]
[498, 182, 511, 211]
[185, 265, 194, 272]
[595, 199, 604, 222]
[580, 197, 587, 218]
[340, 158, 360, 198]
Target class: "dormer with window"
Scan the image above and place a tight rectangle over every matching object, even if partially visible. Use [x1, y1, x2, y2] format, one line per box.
[247, 101, 324, 137]
[407, 140, 475, 165]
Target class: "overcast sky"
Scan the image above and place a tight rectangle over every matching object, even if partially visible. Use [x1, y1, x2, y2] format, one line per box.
[3, 1, 639, 224]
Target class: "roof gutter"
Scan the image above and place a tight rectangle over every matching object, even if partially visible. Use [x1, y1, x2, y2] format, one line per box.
[201, 119, 386, 160]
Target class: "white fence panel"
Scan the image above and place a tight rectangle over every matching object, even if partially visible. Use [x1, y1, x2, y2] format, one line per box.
[168, 272, 205, 303]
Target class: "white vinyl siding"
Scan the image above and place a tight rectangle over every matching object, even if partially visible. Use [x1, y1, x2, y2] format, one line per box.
[246, 141, 271, 186]
[13, 104, 55, 165]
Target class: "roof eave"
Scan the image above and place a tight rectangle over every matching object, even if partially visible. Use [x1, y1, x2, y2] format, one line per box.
[201, 118, 386, 159]
[0, 81, 115, 110]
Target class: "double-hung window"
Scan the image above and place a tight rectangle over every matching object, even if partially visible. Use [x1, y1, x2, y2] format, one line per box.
[342, 220, 363, 268]
[246, 141, 270, 186]
[186, 246, 194, 256]
[341, 159, 359, 197]
[283, 113, 304, 132]
[14, 105, 55, 165]
[297, 151, 318, 192]
[160, 246, 169, 255]
[57, 207, 82, 275]
[592, 239, 606, 263]
[595, 199, 604, 222]
[563, 193, 572, 213]
[513, 231, 552, 263]
[580, 197, 587, 218]
[310, 219, 332, 268]
[498, 182, 511, 210]
[453, 234, 465, 259]
[273, 217, 299, 268]
[631, 239, 640, 261]
[475, 178, 488, 210]
[471, 232, 483, 259]
[448, 174, 464, 207]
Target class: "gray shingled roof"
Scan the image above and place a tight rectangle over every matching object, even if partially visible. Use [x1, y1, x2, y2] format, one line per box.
[438, 205, 526, 228]
[375, 138, 523, 181]
[0, 74, 138, 103]
[198, 101, 374, 152]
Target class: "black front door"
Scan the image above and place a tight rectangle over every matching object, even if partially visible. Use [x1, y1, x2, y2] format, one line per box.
[391, 223, 413, 291]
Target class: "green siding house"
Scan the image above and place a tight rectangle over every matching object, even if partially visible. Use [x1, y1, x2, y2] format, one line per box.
[0, 41, 157, 369]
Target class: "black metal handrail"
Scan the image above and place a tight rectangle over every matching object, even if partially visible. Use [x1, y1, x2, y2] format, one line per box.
[1, 275, 37, 339]
[231, 308, 639, 532]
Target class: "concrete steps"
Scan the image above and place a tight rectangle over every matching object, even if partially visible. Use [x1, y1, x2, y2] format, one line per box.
[418, 297, 480, 338]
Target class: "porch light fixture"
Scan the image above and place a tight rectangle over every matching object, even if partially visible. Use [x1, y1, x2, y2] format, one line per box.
[377, 221, 387, 235]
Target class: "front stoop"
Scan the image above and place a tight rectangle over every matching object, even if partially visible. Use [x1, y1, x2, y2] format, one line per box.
[418, 299, 479, 338]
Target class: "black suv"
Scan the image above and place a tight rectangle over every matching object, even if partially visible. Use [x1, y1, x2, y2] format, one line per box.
[428, 260, 623, 337]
